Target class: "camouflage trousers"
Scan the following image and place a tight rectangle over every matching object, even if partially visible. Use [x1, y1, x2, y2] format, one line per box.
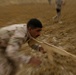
[0, 48, 18, 75]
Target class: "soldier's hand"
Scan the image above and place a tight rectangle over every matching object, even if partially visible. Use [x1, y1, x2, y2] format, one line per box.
[39, 46, 46, 53]
[28, 57, 41, 66]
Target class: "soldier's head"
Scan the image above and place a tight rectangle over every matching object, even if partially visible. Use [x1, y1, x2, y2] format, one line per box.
[27, 18, 43, 38]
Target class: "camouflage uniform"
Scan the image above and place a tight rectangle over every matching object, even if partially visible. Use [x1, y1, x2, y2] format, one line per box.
[49, 0, 65, 23]
[56, 0, 63, 9]
[0, 24, 40, 75]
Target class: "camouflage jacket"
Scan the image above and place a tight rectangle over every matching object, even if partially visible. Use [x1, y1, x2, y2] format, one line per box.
[56, 0, 64, 9]
[0, 24, 40, 63]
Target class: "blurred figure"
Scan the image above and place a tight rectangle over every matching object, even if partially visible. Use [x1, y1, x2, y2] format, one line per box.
[48, 0, 65, 24]
[0, 18, 44, 75]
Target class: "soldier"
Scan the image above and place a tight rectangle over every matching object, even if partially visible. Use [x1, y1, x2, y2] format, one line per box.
[0, 18, 45, 75]
[48, 0, 65, 24]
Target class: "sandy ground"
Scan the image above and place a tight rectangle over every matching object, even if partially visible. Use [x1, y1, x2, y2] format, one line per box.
[0, 0, 76, 75]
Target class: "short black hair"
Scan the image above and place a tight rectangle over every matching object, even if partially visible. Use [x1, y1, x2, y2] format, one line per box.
[27, 18, 43, 28]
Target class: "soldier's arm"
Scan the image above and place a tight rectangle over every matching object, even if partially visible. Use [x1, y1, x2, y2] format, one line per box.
[28, 39, 46, 53]
[6, 27, 31, 63]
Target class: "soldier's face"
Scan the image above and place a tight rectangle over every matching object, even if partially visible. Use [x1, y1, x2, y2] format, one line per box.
[28, 27, 42, 38]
